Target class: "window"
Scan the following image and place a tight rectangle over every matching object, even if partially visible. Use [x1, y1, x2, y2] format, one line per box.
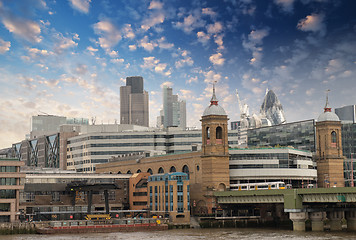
[216, 126, 222, 139]
[206, 127, 210, 143]
[331, 131, 337, 147]
[170, 166, 176, 172]
[158, 167, 164, 174]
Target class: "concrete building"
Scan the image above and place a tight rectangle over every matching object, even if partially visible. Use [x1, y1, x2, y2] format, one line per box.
[161, 86, 186, 129]
[120, 76, 149, 127]
[0, 158, 25, 222]
[148, 172, 190, 224]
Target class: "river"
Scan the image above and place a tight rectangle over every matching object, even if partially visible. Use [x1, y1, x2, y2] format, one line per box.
[0, 228, 355, 240]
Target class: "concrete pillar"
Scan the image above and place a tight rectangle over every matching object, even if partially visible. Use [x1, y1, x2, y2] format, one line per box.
[329, 211, 343, 231]
[346, 210, 356, 231]
[289, 212, 307, 231]
[309, 212, 325, 231]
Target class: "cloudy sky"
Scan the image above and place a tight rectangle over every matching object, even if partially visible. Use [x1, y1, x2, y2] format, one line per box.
[0, 0, 355, 148]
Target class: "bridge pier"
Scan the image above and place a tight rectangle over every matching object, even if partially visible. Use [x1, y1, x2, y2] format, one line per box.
[328, 211, 343, 231]
[346, 210, 356, 231]
[309, 212, 325, 231]
[289, 212, 307, 231]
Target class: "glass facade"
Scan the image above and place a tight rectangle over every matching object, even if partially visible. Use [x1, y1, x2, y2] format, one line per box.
[247, 119, 316, 152]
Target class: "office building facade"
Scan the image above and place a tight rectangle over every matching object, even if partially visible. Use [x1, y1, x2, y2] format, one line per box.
[247, 119, 316, 152]
[161, 86, 186, 129]
[0, 158, 25, 222]
[229, 148, 317, 188]
[335, 105, 356, 123]
[148, 172, 190, 224]
[120, 76, 149, 127]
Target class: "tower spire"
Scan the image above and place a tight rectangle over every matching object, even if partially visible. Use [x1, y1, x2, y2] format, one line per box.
[324, 89, 331, 112]
[210, 81, 218, 106]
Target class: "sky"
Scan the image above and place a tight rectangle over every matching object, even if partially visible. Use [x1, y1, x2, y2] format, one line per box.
[0, 0, 355, 149]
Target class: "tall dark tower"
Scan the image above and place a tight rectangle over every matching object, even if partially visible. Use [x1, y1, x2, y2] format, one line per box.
[315, 92, 344, 187]
[120, 76, 149, 127]
[200, 85, 230, 195]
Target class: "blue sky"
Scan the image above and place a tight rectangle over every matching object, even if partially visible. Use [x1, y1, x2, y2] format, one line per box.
[0, 0, 355, 148]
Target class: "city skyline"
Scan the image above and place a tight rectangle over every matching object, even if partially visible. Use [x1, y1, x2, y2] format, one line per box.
[0, 0, 355, 148]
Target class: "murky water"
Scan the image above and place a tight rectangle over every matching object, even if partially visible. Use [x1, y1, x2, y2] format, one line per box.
[1, 228, 356, 240]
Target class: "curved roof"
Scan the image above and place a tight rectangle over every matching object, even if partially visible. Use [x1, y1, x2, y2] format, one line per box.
[203, 104, 226, 116]
[317, 111, 340, 122]
[202, 84, 227, 117]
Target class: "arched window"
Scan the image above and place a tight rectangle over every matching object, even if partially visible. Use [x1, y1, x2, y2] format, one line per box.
[331, 131, 337, 147]
[118, 171, 121, 174]
[169, 166, 176, 172]
[158, 167, 164, 174]
[147, 168, 153, 175]
[136, 169, 141, 173]
[206, 127, 210, 139]
[216, 126, 222, 143]
[127, 170, 131, 174]
[182, 165, 189, 179]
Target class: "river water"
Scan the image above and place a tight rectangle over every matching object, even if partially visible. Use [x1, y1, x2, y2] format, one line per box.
[1, 228, 356, 240]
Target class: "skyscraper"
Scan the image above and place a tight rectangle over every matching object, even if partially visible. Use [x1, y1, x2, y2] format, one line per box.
[335, 105, 356, 123]
[161, 86, 186, 129]
[120, 76, 149, 127]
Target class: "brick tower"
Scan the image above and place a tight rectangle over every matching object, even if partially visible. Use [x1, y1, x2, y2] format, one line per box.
[200, 85, 230, 194]
[315, 92, 344, 187]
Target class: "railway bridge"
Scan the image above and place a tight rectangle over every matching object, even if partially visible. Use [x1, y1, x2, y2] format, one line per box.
[214, 187, 356, 231]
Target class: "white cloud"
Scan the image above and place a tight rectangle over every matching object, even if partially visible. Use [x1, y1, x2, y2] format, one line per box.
[175, 49, 193, 68]
[207, 22, 223, 34]
[274, 0, 295, 13]
[209, 52, 225, 66]
[26, 47, 53, 59]
[174, 12, 205, 34]
[148, 1, 163, 10]
[0, 38, 10, 53]
[2, 16, 42, 43]
[197, 31, 210, 45]
[202, 8, 217, 18]
[297, 13, 326, 36]
[242, 28, 269, 66]
[93, 20, 121, 50]
[141, 12, 165, 31]
[54, 33, 79, 52]
[86, 46, 98, 55]
[141, 56, 171, 76]
[122, 24, 135, 39]
[129, 45, 137, 51]
[202, 70, 222, 84]
[186, 76, 198, 84]
[160, 81, 173, 88]
[111, 58, 124, 64]
[68, 0, 91, 14]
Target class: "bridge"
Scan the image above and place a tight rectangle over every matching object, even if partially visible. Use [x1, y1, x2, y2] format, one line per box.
[214, 187, 356, 231]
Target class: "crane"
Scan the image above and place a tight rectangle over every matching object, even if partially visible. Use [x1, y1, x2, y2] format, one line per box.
[236, 89, 249, 119]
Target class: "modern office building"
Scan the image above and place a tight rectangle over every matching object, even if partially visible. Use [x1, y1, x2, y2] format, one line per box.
[20, 172, 130, 221]
[161, 86, 186, 129]
[260, 89, 287, 125]
[120, 76, 149, 127]
[66, 124, 242, 173]
[30, 115, 88, 139]
[335, 105, 356, 123]
[148, 172, 190, 224]
[247, 119, 316, 152]
[341, 123, 356, 187]
[229, 148, 317, 188]
[0, 158, 25, 222]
